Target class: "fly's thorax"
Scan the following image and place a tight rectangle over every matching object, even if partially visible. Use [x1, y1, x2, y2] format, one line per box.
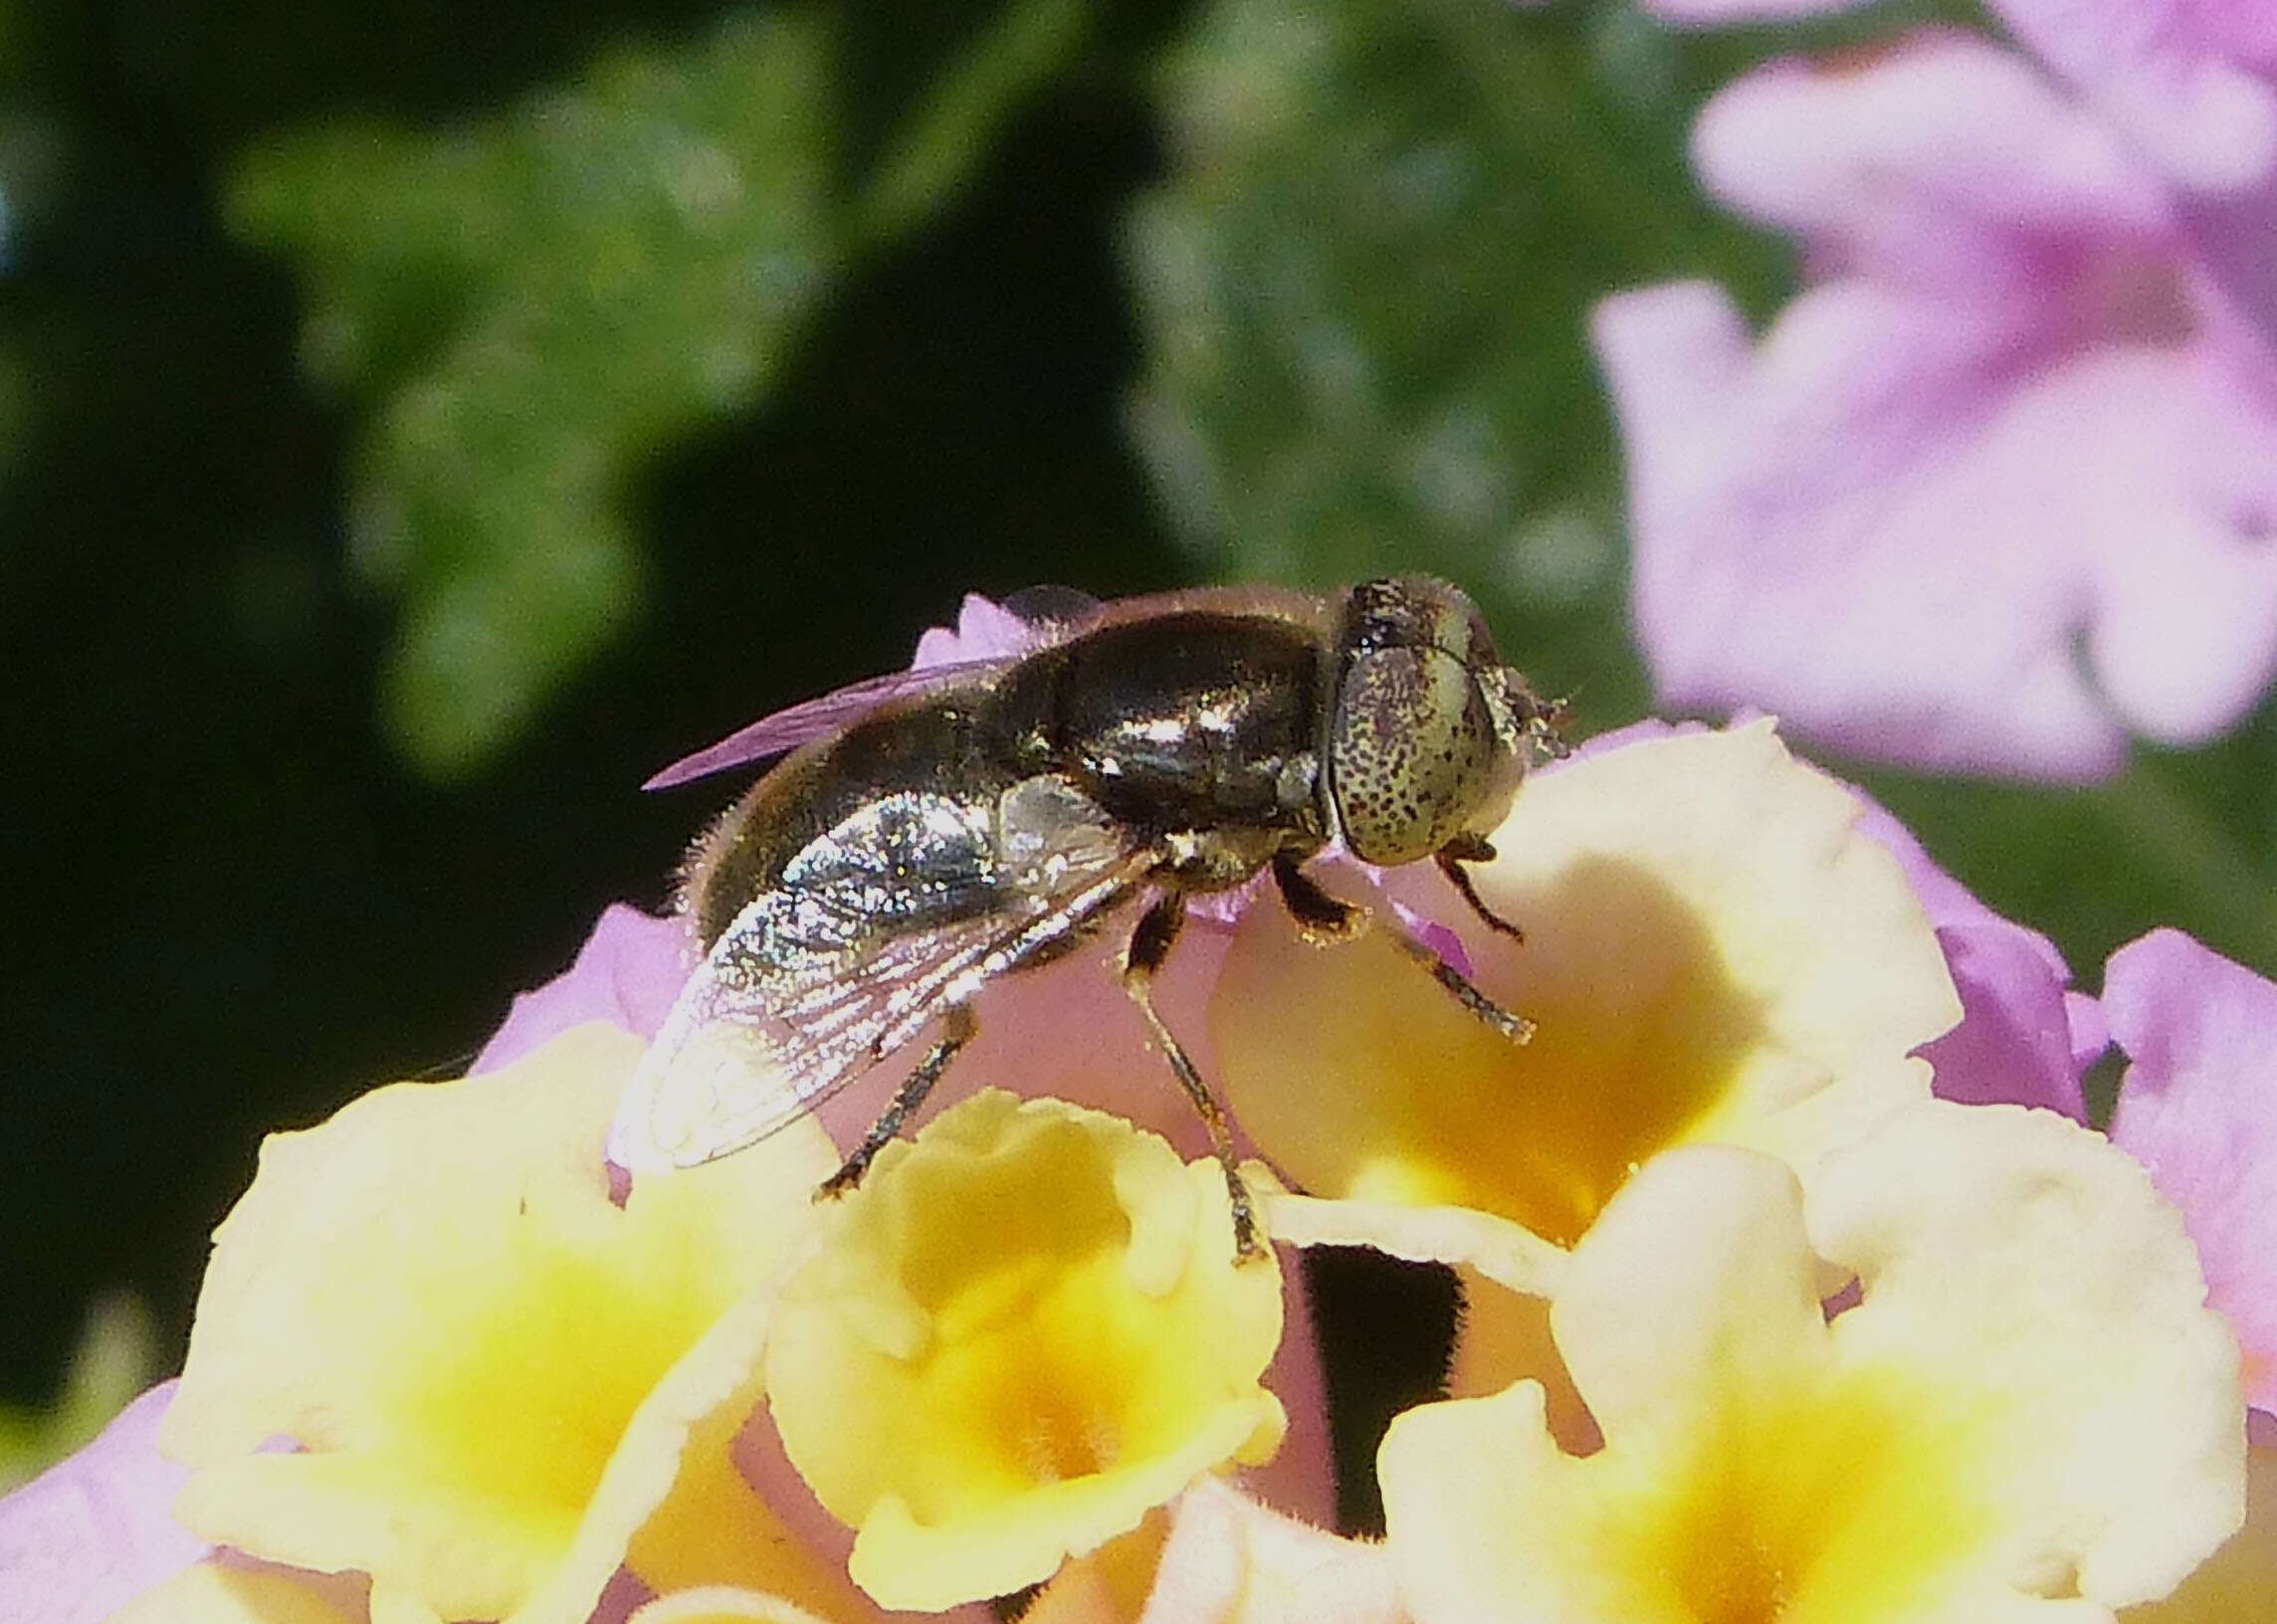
[1326, 576, 1529, 867]
[1158, 823, 1318, 893]
[1009, 609, 1330, 838]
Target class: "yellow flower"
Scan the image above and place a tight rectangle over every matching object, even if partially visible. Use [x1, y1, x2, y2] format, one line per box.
[764, 1090, 1288, 1612]
[1022, 1477, 1400, 1624]
[1215, 720, 1960, 1367]
[109, 1560, 368, 1624]
[1377, 1102, 2246, 1623]
[624, 1588, 838, 1624]
[155, 1022, 877, 1624]
[2124, 1430, 2277, 1622]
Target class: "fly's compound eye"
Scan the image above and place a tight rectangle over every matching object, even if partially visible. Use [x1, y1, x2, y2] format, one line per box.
[1328, 644, 1502, 867]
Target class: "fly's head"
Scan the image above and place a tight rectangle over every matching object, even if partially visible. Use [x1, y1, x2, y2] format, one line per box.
[1324, 576, 1535, 867]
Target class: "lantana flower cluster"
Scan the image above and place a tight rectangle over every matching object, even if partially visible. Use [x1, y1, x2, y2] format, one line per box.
[4, 597, 2275, 1624]
[1598, 0, 2277, 778]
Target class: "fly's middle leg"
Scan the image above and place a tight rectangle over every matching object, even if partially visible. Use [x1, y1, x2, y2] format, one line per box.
[1122, 891, 1263, 1261]
[819, 1001, 978, 1200]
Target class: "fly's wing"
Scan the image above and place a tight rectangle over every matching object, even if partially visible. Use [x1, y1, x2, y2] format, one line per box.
[609, 780, 1153, 1172]
[642, 589, 1110, 791]
[642, 660, 1010, 789]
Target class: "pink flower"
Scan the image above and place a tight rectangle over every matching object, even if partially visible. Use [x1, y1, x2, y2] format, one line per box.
[475, 902, 691, 1075]
[0, 1383, 203, 1624]
[1637, 0, 2277, 201]
[1983, 0, 2277, 361]
[1593, 31, 2277, 778]
[2103, 927, 2277, 1415]
[1846, 793, 2102, 1119]
[1983, 0, 2277, 197]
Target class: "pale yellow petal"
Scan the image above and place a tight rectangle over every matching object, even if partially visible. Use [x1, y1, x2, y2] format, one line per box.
[108, 1561, 368, 1624]
[1213, 721, 1954, 1255]
[160, 1024, 842, 1624]
[1380, 1111, 2246, 1623]
[1258, 1188, 1565, 1301]
[1805, 1104, 2246, 1608]
[1134, 1478, 1400, 1624]
[766, 1092, 1286, 1613]
[1549, 1144, 1826, 1439]
[1019, 1513, 1172, 1624]
[625, 1586, 839, 1624]
[2123, 1434, 2277, 1622]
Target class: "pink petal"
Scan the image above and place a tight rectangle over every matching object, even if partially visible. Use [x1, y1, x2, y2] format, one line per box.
[1848, 778, 2085, 1116]
[2104, 927, 2277, 1412]
[1986, 0, 2277, 193]
[1596, 276, 2127, 780]
[475, 904, 693, 1075]
[1595, 38, 2277, 780]
[0, 1383, 206, 1624]
[2067, 989, 2113, 1075]
[911, 593, 1040, 669]
[1692, 36, 2171, 287]
[2181, 176, 2277, 348]
[1914, 922, 2088, 1117]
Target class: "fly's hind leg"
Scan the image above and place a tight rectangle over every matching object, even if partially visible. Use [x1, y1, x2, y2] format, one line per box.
[818, 1002, 978, 1200]
[1122, 891, 1263, 1261]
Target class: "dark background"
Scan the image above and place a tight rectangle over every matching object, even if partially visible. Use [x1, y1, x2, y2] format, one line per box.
[0, 0, 1196, 1405]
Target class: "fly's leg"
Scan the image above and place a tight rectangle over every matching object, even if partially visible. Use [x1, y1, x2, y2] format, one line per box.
[1278, 850, 1535, 1045]
[1271, 851, 1366, 940]
[818, 1001, 978, 1200]
[1387, 920, 1536, 1043]
[1435, 832, 1525, 941]
[1122, 891, 1263, 1261]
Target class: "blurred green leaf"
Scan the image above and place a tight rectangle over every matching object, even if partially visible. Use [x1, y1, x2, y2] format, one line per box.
[1124, 0, 1789, 725]
[851, 0, 1088, 246]
[0, 1294, 157, 1492]
[231, 0, 1091, 777]
[233, 9, 841, 776]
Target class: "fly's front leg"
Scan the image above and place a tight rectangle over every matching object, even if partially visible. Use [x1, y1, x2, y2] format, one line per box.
[1122, 891, 1263, 1261]
[1435, 832, 1525, 941]
[1278, 850, 1535, 1046]
[1386, 925, 1536, 1044]
[819, 1002, 978, 1200]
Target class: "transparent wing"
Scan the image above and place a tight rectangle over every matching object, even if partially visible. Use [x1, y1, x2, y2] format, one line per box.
[642, 660, 1012, 789]
[610, 825, 1154, 1173]
[643, 590, 1114, 791]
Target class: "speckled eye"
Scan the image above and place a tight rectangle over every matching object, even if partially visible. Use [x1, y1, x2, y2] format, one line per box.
[1328, 643, 1502, 865]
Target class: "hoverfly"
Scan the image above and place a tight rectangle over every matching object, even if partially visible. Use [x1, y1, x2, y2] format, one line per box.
[615, 576, 1564, 1256]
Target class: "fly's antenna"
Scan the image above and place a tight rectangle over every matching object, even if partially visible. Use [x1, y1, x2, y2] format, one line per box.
[1503, 668, 1576, 762]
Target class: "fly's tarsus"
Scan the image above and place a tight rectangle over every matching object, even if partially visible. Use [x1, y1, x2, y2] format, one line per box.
[1124, 891, 1265, 1261]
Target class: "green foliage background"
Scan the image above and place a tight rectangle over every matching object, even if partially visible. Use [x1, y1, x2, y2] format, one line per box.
[5, 0, 2274, 1502]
